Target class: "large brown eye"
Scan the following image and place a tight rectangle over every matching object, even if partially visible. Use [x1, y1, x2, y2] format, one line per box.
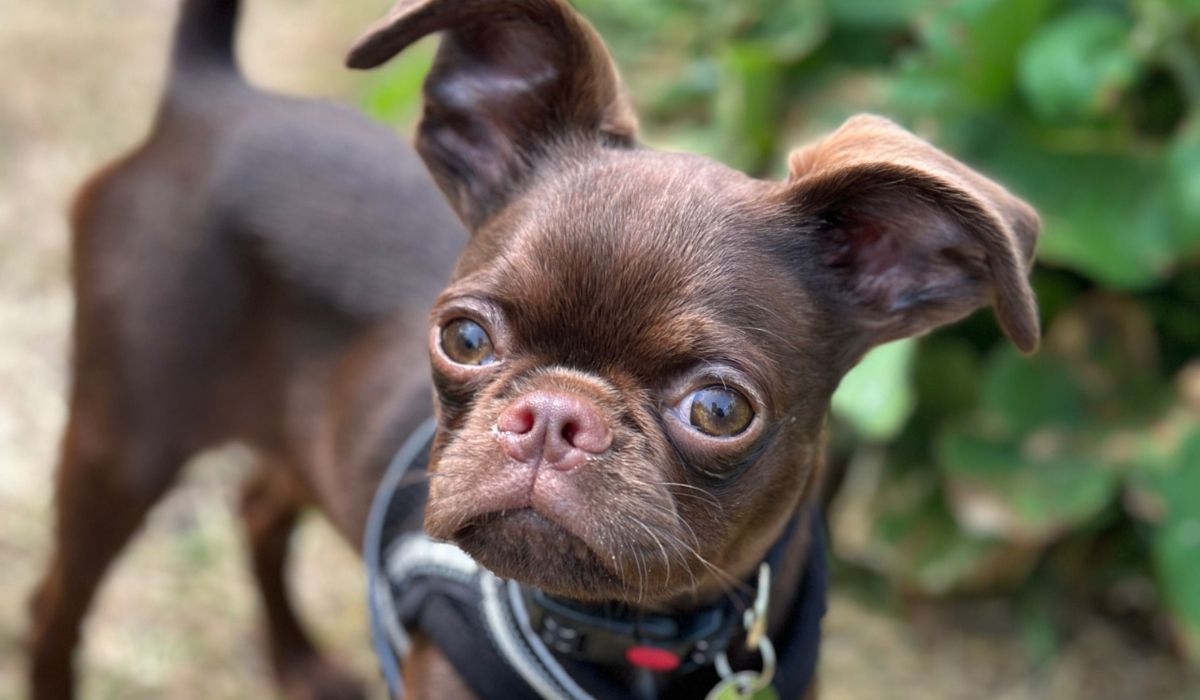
[440, 318, 495, 366]
[688, 386, 753, 437]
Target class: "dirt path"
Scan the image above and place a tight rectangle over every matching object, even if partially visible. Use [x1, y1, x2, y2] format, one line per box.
[0, 2, 1192, 699]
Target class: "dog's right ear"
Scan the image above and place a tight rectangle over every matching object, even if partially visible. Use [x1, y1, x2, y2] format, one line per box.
[347, 0, 638, 228]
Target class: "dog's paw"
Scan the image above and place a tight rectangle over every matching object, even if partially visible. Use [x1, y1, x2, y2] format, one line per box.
[279, 656, 366, 700]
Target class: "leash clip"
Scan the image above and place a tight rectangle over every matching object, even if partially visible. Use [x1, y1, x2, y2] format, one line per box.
[708, 563, 776, 700]
[745, 561, 770, 650]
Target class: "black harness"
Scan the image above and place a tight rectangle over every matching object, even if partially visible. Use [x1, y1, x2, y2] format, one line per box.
[363, 419, 827, 699]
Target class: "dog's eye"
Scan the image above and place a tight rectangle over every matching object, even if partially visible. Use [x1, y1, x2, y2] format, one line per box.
[440, 318, 495, 366]
[687, 386, 753, 437]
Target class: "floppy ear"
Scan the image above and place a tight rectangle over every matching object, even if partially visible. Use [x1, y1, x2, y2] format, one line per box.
[347, 0, 637, 228]
[786, 115, 1040, 354]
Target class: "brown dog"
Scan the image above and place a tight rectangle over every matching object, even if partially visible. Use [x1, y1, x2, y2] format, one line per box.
[30, 0, 1040, 698]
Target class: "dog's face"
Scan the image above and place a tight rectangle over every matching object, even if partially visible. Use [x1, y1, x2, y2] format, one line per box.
[349, 0, 1040, 605]
[422, 152, 832, 604]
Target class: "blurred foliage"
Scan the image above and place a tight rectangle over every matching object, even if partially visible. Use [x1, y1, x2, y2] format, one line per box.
[360, 0, 1200, 668]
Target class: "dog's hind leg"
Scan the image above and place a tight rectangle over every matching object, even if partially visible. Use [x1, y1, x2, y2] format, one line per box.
[28, 159, 253, 698]
[27, 390, 192, 700]
[240, 463, 365, 700]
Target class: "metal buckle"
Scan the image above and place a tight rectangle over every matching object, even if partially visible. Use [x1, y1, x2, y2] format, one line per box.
[707, 563, 776, 700]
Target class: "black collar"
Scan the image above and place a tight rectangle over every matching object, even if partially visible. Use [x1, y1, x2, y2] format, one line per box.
[521, 509, 804, 678]
[523, 588, 739, 675]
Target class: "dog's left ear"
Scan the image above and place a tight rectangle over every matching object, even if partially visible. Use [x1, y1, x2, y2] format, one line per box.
[783, 115, 1040, 356]
[347, 0, 637, 229]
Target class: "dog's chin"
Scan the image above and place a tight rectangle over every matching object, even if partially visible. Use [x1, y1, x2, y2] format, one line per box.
[452, 509, 639, 602]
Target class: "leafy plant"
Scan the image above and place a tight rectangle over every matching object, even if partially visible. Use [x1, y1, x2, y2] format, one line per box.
[573, 0, 1200, 667]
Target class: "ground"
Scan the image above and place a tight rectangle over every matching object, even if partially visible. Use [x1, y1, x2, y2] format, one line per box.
[0, 1, 1194, 698]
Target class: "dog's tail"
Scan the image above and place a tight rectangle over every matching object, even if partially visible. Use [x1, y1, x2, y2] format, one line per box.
[168, 0, 242, 82]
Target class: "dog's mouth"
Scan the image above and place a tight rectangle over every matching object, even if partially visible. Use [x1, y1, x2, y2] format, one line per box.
[425, 441, 698, 602]
[452, 508, 629, 600]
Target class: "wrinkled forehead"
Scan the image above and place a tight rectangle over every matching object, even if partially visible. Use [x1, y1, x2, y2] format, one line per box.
[455, 149, 812, 385]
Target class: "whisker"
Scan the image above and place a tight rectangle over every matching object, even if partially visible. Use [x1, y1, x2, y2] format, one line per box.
[653, 480, 723, 512]
[630, 517, 672, 584]
[655, 524, 749, 603]
[647, 527, 698, 591]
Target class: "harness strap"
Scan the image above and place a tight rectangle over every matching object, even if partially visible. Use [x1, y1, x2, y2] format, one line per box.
[363, 417, 437, 697]
[772, 511, 828, 700]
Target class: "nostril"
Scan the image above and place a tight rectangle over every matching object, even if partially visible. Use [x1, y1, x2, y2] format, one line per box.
[560, 421, 578, 446]
[557, 409, 612, 456]
[497, 406, 535, 435]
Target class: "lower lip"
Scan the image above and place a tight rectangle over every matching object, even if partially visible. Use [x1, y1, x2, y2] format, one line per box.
[456, 509, 608, 571]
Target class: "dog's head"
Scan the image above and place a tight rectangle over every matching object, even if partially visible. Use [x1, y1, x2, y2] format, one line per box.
[349, 0, 1039, 605]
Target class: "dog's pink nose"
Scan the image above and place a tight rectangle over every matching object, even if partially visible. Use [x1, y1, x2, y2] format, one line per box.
[496, 391, 613, 470]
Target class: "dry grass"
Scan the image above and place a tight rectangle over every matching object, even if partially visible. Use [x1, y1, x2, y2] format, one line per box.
[0, 2, 1194, 699]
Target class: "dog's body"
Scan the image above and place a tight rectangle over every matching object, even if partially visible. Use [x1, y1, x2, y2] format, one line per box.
[29, 1, 465, 697]
[30, 0, 1041, 698]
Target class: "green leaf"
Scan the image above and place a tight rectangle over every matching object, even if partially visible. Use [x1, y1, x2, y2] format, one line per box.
[1155, 515, 1200, 662]
[1165, 118, 1200, 253]
[872, 472, 1038, 593]
[913, 337, 983, 420]
[831, 455, 1038, 594]
[937, 425, 1119, 542]
[826, 0, 928, 28]
[973, 129, 1178, 288]
[895, 0, 1059, 113]
[832, 339, 918, 441]
[730, 0, 829, 63]
[1038, 294, 1164, 424]
[1138, 430, 1200, 661]
[1128, 425, 1200, 525]
[715, 43, 788, 173]
[1017, 8, 1141, 123]
[940, 299, 1166, 543]
[981, 347, 1088, 434]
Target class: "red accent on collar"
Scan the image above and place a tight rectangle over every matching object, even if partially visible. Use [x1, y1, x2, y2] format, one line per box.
[624, 646, 681, 672]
